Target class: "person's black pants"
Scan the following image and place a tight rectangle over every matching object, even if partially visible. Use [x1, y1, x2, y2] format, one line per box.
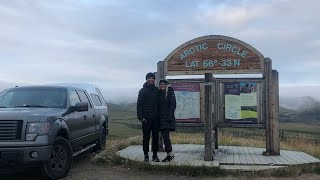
[161, 129, 172, 153]
[142, 126, 159, 155]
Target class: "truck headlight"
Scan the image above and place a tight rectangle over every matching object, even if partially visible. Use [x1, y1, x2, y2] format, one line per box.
[26, 122, 49, 141]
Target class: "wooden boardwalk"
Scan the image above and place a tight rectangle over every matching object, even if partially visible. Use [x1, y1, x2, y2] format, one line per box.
[117, 144, 320, 170]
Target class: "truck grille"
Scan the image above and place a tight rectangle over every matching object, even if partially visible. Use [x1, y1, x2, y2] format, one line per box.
[0, 120, 22, 141]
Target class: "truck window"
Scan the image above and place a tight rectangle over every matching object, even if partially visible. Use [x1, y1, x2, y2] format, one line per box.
[0, 87, 67, 108]
[95, 88, 106, 105]
[69, 90, 81, 106]
[91, 94, 102, 106]
[77, 90, 92, 108]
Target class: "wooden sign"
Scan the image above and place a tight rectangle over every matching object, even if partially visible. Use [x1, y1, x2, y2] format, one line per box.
[164, 35, 264, 75]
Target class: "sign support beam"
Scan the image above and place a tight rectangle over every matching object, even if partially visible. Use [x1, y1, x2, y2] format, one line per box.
[204, 73, 214, 161]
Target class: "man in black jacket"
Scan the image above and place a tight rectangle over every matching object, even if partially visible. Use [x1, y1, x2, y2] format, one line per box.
[137, 72, 160, 162]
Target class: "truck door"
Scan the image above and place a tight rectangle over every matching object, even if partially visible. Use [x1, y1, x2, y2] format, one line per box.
[76, 90, 96, 143]
[65, 89, 87, 150]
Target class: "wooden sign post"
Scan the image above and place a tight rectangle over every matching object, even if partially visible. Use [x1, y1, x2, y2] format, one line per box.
[158, 35, 280, 160]
[204, 73, 213, 161]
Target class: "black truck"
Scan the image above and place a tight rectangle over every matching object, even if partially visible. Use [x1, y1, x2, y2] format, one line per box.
[0, 84, 108, 179]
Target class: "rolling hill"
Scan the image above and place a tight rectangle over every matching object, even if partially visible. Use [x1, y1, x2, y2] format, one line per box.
[108, 96, 320, 123]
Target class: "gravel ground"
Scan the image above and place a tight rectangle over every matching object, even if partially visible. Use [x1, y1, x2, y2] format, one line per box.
[0, 152, 319, 180]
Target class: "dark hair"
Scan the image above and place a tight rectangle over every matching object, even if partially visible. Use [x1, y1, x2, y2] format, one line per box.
[145, 72, 155, 80]
[159, 79, 168, 84]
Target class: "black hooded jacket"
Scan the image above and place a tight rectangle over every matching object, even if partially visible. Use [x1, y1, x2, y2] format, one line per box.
[137, 83, 160, 125]
[159, 87, 176, 131]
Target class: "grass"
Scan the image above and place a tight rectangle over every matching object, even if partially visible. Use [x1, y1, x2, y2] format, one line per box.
[280, 122, 320, 137]
[108, 121, 140, 139]
[102, 109, 320, 177]
[241, 110, 257, 119]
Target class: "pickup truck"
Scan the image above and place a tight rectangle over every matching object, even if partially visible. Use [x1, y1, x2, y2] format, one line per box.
[0, 84, 108, 179]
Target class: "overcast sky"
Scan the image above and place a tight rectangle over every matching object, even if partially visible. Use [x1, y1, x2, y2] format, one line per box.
[0, 0, 319, 102]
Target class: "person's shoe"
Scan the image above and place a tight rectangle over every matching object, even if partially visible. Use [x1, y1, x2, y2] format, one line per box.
[144, 155, 149, 162]
[152, 155, 160, 162]
[162, 155, 174, 162]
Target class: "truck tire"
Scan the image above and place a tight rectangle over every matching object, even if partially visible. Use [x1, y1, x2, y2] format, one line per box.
[43, 136, 73, 180]
[93, 126, 107, 152]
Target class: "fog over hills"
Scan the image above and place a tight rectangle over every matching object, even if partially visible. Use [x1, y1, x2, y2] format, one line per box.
[108, 96, 320, 123]
[1, 80, 320, 119]
[280, 96, 320, 111]
[1, 80, 320, 122]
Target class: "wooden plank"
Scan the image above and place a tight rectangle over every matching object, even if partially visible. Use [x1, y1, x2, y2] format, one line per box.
[283, 150, 306, 164]
[200, 83, 205, 123]
[298, 152, 320, 162]
[243, 147, 255, 165]
[261, 155, 276, 165]
[135, 146, 144, 160]
[264, 58, 272, 153]
[276, 154, 294, 165]
[168, 79, 204, 83]
[219, 82, 225, 124]
[252, 147, 269, 165]
[295, 151, 320, 163]
[178, 144, 189, 153]
[219, 145, 228, 164]
[156, 61, 165, 85]
[216, 78, 263, 82]
[204, 73, 213, 161]
[186, 144, 196, 153]
[213, 147, 222, 161]
[214, 128, 219, 149]
[260, 74, 265, 126]
[238, 146, 248, 165]
[280, 151, 301, 164]
[233, 146, 241, 165]
[177, 123, 204, 127]
[226, 146, 234, 164]
[247, 147, 262, 165]
[257, 82, 262, 124]
[269, 155, 286, 165]
[163, 36, 265, 75]
[285, 150, 309, 164]
[117, 145, 318, 168]
[166, 69, 263, 76]
[213, 79, 218, 149]
[270, 70, 280, 154]
[271, 152, 291, 165]
[217, 124, 265, 128]
[178, 144, 190, 164]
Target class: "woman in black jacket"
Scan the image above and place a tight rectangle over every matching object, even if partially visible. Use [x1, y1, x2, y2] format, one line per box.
[159, 79, 176, 162]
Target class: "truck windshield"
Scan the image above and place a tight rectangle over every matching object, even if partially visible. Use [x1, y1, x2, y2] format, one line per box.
[0, 87, 67, 108]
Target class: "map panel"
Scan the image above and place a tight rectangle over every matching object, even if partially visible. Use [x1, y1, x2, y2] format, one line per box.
[171, 83, 200, 122]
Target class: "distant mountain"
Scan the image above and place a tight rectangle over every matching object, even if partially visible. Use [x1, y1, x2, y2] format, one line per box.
[280, 96, 320, 111]
[107, 96, 320, 123]
[108, 102, 136, 112]
[279, 96, 320, 122]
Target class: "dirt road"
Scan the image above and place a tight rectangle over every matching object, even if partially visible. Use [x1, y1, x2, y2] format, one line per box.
[0, 152, 319, 180]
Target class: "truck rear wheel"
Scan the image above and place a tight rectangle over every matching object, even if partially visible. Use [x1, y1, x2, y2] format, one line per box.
[43, 136, 73, 179]
[93, 126, 107, 152]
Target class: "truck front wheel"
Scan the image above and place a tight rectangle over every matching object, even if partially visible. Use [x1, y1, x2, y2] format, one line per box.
[43, 136, 73, 179]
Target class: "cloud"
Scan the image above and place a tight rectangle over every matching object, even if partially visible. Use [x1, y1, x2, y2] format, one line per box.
[0, 0, 319, 101]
